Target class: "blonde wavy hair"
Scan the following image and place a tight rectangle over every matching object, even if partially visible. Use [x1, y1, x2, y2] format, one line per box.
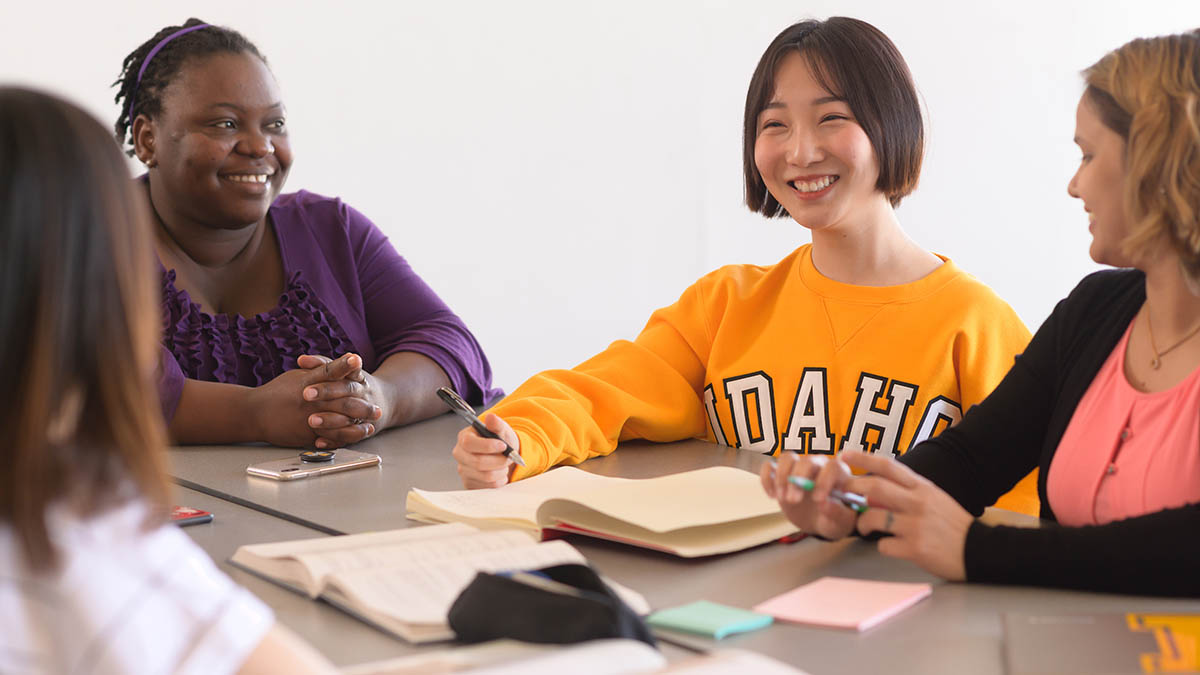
[1084, 30, 1200, 277]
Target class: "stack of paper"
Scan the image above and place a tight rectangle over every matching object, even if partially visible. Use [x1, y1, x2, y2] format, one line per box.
[753, 576, 932, 631]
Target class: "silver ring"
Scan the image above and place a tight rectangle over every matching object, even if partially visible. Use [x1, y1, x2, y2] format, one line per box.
[883, 509, 895, 533]
[351, 417, 365, 426]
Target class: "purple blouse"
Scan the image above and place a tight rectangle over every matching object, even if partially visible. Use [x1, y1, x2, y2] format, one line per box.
[157, 190, 501, 420]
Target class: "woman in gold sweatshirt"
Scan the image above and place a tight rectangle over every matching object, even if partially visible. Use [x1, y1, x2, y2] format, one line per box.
[452, 17, 1035, 514]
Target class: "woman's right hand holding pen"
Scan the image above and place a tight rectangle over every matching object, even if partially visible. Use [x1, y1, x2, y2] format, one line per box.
[452, 413, 520, 489]
[760, 451, 859, 540]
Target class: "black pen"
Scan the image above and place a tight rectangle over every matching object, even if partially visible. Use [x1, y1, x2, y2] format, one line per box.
[436, 386, 526, 467]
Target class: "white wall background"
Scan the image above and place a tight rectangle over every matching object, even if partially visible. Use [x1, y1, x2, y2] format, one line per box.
[1, 1, 1194, 391]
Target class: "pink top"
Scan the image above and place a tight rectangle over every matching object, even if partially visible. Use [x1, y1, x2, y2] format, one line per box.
[1047, 319, 1200, 526]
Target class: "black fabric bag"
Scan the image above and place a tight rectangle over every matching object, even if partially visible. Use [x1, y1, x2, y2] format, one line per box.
[447, 563, 657, 647]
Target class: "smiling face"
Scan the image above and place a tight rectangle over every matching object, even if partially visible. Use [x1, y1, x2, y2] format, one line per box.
[141, 51, 291, 229]
[753, 51, 887, 232]
[1068, 94, 1131, 266]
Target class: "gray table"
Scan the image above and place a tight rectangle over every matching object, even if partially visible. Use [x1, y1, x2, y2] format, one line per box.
[173, 486, 423, 667]
[170, 412, 778, 535]
[170, 413, 468, 535]
[170, 416, 1200, 675]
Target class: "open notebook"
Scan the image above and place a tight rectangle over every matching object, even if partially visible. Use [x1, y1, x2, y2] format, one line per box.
[230, 522, 649, 643]
[406, 466, 798, 558]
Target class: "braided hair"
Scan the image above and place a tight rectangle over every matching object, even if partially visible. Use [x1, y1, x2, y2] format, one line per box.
[112, 18, 266, 156]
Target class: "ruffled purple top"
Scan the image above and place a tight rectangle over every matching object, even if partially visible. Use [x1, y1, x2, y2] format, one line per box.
[161, 268, 358, 387]
[156, 190, 501, 420]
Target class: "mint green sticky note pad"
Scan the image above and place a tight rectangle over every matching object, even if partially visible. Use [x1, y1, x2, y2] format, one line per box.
[647, 601, 773, 639]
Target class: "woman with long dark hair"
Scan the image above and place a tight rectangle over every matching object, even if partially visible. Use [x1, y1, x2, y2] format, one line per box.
[0, 87, 332, 673]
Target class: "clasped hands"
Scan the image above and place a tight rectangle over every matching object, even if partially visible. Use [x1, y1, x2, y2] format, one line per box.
[761, 450, 974, 581]
[254, 352, 388, 449]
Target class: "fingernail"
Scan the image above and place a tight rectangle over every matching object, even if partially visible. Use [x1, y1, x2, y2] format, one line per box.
[372, 406, 382, 419]
[309, 415, 322, 427]
[367, 424, 376, 435]
[350, 355, 361, 368]
[304, 388, 317, 401]
[315, 439, 327, 448]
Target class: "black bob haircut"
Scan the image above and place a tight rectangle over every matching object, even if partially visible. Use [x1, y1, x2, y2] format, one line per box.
[743, 17, 924, 214]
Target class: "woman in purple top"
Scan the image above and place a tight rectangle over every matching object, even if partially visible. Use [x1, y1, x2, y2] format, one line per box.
[112, 19, 500, 449]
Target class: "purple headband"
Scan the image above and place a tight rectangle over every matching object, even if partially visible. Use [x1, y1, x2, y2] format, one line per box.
[127, 23, 211, 123]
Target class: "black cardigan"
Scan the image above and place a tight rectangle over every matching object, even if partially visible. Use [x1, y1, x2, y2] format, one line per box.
[902, 268, 1200, 596]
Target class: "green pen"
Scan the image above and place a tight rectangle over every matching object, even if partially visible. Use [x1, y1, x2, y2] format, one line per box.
[767, 459, 869, 513]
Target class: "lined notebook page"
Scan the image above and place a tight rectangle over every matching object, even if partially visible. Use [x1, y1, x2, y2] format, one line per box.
[231, 522, 481, 594]
[237, 521, 476, 559]
[297, 529, 538, 590]
[326, 540, 588, 624]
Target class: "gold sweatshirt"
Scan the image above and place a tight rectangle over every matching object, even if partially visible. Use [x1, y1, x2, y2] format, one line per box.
[495, 245, 1038, 514]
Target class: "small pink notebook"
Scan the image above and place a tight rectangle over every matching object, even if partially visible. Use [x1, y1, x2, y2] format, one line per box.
[753, 576, 932, 631]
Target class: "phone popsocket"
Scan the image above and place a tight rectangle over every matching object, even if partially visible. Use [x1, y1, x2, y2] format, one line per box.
[247, 448, 381, 480]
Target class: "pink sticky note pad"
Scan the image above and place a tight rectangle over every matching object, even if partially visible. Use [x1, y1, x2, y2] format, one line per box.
[753, 576, 931, 631]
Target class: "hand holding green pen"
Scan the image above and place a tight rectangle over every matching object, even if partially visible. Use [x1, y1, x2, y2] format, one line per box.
[767, 459, 869, 513]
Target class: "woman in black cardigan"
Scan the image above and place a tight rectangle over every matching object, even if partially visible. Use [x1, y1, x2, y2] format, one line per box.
[763, 29, 1200, 596]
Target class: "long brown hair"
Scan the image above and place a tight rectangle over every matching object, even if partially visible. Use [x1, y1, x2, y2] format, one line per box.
[0, 87, 169, 570]
[1083, 30, 1200, 276]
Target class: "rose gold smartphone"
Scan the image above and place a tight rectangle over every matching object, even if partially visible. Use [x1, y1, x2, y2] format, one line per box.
[246, 449, 382, 481]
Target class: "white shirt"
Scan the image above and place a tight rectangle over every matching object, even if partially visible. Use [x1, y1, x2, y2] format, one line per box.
[0, 498, 273, 674]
